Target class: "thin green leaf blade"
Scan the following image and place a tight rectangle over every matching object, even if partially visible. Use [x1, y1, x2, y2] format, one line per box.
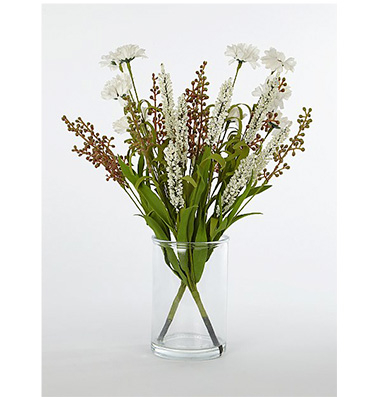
[228, 212, 263, 227]
[182, 175, 197, 188]
[193, 217, 208, 283]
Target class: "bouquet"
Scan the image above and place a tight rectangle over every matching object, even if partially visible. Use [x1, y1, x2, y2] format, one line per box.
[62, 43, 313, 354]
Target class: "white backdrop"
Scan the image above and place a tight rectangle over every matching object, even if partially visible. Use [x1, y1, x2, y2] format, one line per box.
[42, 4, 336, 397]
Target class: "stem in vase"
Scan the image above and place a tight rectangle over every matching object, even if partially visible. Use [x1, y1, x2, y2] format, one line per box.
[157, 281, 186, 342]
[157, 246, 223, 353]
[190, 286, 223, 355]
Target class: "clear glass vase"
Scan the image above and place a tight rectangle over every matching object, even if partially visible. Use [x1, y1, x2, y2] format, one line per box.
[151, 236, 229, 360]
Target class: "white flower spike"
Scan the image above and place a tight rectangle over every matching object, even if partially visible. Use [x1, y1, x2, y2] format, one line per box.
[261, 48, 296, 73]
[225, 43, 260, 69]
[218, 154, 255, 215]
[205, 78, 234, 148]
[175, 94, 189, 165]
[164, 141, 185, 211]
[244, 75, 280, 143]
[158, 64, 177, 139]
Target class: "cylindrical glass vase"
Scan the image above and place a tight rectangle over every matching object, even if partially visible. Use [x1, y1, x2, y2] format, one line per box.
[151, 236, 229, 360]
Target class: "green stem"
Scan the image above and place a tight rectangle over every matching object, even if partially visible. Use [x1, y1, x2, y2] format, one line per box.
[233, 61, 242, 87]
[126, 62, 140, 104]
[157, 281, 186, 342]
[190, 286, 223, 354]
[120, 184, 144, 215]
[157, 282, 223, 355]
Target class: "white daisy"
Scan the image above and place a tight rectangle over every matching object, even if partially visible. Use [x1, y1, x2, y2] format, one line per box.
[261, 47, 296, 73]
[115, 44, 147, 62]
[205, 78, 234, 147]
[225, 43, 260, 69]
[100, 51, 119, 71]
[101, 74, 132, 101]
[100, 44, 147, 69]
[112, 116, 129, 135]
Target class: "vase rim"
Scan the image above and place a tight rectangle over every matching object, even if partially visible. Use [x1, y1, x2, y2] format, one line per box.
[152, 235, 229, 247]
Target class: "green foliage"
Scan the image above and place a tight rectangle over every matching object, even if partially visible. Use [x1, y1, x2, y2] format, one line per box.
[118, 133, 272, 286]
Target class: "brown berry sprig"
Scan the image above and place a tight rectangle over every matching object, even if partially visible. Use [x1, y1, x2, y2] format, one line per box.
[148, 73, 166, 144]
[61, 115, 126, 186]
[185, 61, 210, 159]
[263, 107, 312, 182]
[278, 76, 288, 93]
[248, 133, 264, 152]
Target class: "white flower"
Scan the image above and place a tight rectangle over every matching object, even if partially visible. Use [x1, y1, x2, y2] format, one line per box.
[158, 64, 177, 139]
[164, 140, 185, 211]
[175, 94, 189, 166]
[225, 43, 260, 68]
[205, 78, 234, 148]
[261, 48, 296, 73]
[115, 44, 147, 62]
[112, 116, 129, 135]
[252, 79, 292, 109]
[244, 75, 280, 143]
[163, 94, 189, 210]
[100, 44, 147, 69]
[218, 154, 255, 215]
[100, 52, 120, 71]
[158, 69, 189, 202]
[101, 74, 132, 100]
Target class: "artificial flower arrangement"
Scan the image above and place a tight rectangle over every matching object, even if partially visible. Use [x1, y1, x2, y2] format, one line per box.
[62, 43, 312, 357]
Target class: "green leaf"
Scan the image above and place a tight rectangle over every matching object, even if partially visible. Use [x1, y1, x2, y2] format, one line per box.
[214, 218, 228, 237]
[176, 206, 198, 284]
[134, 175, 150, 190]
[247, 185, 272, 197]
[118, 157, 138, 185]
[209, 217, 218, 240]
[177, 206, 198, 242]
[228, 212, 263, 227]
[182, 175, 197, 188]
[233, 141, 246, 149]
[237, 145, 250, 160]
[190, 148, 212, 207]
[139, 184, 174, 230]
[143, 214, 188, 284]
[119, 157, 174, 231]
[193, 217, 208, 283]
[199, 146, 212, 166]
[143, 214, 170, 240]
[190, 174, 206, 207]
[164, 245, 188, 285]
[137, 155, 145, 176]
[210, 153, 226, 169]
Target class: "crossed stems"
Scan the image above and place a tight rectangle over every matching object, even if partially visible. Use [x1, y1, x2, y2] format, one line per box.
[157, 281, 223, 355]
